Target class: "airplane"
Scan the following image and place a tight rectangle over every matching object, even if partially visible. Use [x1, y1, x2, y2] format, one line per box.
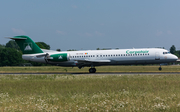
[7, 35, 178, 73]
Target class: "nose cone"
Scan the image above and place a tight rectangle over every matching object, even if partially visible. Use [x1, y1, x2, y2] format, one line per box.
[170, 54, 178, 61]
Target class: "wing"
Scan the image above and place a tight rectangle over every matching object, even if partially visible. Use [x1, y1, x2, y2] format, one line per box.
[73, 59, 111, 68]
[75, 59, 111, 63]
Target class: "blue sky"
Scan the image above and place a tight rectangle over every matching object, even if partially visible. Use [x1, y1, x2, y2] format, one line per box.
[1, 0, 180, 51]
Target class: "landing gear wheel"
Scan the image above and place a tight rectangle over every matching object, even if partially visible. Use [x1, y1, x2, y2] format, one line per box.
[159, 67, 162, 71]
[92, 68, 96, 73]
[89, 68, 96, 73]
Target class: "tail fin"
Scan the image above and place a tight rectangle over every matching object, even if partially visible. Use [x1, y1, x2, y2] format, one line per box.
[9, 36, 43, 54]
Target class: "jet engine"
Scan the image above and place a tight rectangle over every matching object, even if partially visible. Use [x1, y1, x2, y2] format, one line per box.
[47, 53, 70, 62]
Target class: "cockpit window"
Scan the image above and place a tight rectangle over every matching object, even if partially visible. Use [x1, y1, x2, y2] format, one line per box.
[163, 52, 170, 54]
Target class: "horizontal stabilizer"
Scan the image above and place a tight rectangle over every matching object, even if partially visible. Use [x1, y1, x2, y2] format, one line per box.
[5, 37, 27, 40]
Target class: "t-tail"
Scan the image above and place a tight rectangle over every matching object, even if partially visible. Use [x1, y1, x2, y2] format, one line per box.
[8, 36, 43, 54]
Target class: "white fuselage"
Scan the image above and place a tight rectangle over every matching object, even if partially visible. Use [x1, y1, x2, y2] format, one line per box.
[22, 48, 178, 67]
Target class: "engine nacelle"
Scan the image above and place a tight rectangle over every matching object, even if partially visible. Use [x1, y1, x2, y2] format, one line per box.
[48, 53, 69, 62]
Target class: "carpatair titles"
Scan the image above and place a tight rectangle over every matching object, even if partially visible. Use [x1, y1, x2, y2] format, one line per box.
[126, 50, 149, 54]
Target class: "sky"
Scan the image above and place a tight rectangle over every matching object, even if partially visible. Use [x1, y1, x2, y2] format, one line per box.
[0, 0, 180, 51]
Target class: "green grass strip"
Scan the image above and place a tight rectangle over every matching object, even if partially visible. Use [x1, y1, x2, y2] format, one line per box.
[0, 74, 180, 111]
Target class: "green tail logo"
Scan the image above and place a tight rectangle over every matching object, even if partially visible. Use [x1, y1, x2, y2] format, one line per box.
[10, 36, 43, 54]
[24, 43, 32, 51]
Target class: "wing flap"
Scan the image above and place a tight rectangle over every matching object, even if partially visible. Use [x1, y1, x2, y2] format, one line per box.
[75, 59, 111, 63]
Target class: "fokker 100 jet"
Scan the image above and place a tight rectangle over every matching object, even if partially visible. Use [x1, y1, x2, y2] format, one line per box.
[8, 36, 178, 73]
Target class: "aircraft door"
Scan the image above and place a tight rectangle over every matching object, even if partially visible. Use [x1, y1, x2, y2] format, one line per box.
[68, 53, 71, 61]
[155, 52, 160, 60]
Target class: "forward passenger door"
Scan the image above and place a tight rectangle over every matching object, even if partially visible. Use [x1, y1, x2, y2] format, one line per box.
[155, 52, 160, 60]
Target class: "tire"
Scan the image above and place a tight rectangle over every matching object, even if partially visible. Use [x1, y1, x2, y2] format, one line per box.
[159, 67, 162, 71]
[89, 68, 96, 73]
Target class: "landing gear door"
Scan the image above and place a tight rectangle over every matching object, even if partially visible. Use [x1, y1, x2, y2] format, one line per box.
[155, 52, 160, 60]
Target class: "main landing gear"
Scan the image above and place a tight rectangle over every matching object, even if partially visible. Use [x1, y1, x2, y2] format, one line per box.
[89, 68, 96, 73]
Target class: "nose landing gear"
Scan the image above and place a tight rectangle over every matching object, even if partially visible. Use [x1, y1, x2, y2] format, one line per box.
[159, 65, 162, 71]
[89, 68, 96, 73]
[159, 67, 162, 71]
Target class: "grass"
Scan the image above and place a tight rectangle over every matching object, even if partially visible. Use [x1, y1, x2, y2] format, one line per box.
[0, 65, 180, 73]
[1, 74, 180, 111]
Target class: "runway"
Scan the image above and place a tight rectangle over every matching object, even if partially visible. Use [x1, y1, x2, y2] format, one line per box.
[1, 72, 180, 75]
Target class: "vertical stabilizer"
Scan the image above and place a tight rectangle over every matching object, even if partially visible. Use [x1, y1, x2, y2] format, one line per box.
[9, 36, 43, 54]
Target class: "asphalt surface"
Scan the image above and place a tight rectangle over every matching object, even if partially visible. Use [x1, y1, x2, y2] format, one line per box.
[1, 72, 180, 75]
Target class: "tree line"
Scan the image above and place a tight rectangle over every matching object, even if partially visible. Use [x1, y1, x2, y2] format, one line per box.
[170, 45, 180, 57]
[0, 40, 179, 66]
